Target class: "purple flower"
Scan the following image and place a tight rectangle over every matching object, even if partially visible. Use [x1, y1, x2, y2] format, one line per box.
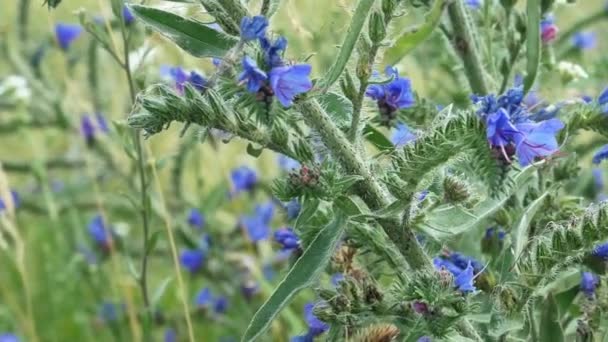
[580, 272, 599, 297]
[540, 16, 558, 44]
[55, 23, 83, 50]
[269, 64, 313, 107]
[366, 66, 415, 112]
[0, 190, 20, 212]
[433, 257, 463, 276]
[187, 208, 205, 229]
[195, 287, 213, 308]
[230, 166, 257, 194]
[98, 301, 123, 323]
[454, 262, 476, 293]
[593, 145, 608, 165]
[572, 31, 597, 50]
[180, 249, 205, 273]
[260, 36, 288, 67]
[513, 118, 564, 166]
[274, 227, 300, 250]
[81, 113, 109, 143]
[304, 303, 329, 336]
[214, 296, 229, 314]
[448, 252, 484, 273]
[278, 154, 300, 171]
[242, 202, 275, 242]
[592, 242, 608, 260]
[95, 113, 109, 133]
[164, 329, 177, 342]
[0, 334, 19, 342]
[412, 301, 429, 314]
[465, 0, 482, 9]
[88, 215, 113, 249]
[486, 109, 519, 147]
[188, 71, 207, 91]
[241, 280, 260, 300]
[331, 273, 345, 287]
[598, 86, 608, 106]
[238, 56, 268, 93]
[122, 5, 135, 25]
[484, 227, 506, 241]
[391, 123, 416, 147]
[285, 199, 301, 220]
[240, 16, 268, 41]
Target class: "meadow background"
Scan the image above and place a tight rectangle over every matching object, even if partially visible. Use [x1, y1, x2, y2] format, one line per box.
[1, 0, 608, 341]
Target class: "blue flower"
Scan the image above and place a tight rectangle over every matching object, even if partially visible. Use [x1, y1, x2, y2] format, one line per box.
[331, 273, 345, 287]
[290, 334, 314, 342]
[433, 257, 464, 276]
[592, 242, 608, 260]
[304, 302, 329, 336]
[95, 113, 109, 133]
[366, 66, 415, 112]
[540, 15, 558, 44]
[0, 334, 19, 342]
[161, 66, 206, 94]
[260, 36, 288, 67]
[180, 249, 205, 273]
[98, 301, 122, 323]
[269, 64, 313, 107]
[231, 166, 257, 194]
[465, 0, 482, 9]
[572, 31, 597, 50]
[0, 190, 20, 212]
[238, 56, 268, 93]
[274, 227, 300, 250]
[278, 154, 300, 171]
[391, 123, 416, 147]
[454, 262, 476, 293]
[55, 23, 83, 50]
[593, 168, 604, 191]
[164, 328, 177, 342]
[513, 118, 564, 166]
[448, 252, 484, 273]
[580, 272, 599, 297]
[417, 337, 432, 342]
[122, 5, 135, 25]
[598, 86, 608, 106]
[195, 287, 213, 308]
[241, 280, 260, 300]
[285, 199, 301, 220]
[242, 202, 275, 242]
[486, 109, 519, 148]
[88, 215, 113, 249]
[188, 71, 207, 91]
[81, 113, 109, 142]
[484, 227, 506, 241]
[240, 16, 268, 41]
[593, 145, 608, 165]
[187, 208, 205, 229]
[214, 296, 229, 314]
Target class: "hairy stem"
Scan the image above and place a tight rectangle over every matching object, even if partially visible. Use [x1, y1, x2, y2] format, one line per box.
[446, 0, 489, 95]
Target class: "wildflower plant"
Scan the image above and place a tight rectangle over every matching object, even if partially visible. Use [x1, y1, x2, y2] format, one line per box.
[3, 0, 608, 341]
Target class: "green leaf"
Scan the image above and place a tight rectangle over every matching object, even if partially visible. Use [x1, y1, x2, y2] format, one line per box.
[539, 293, 565, 342]
[363, 124, 393, 151]
[418, 165, 537, 241]
[146, 230, 162, 256]
[317, 0, 375, 91]
[128, 4, 238, 58]
[246, 143, 264, 158]
[319, 92, 353, 128]
[334, 195, 369, 218]
[383, 0, 447, 65]
[512, 189, 551, 264]
[242, 215, 346, 342]
[151, 277, 173, 307]
[524, 0, 541, 93]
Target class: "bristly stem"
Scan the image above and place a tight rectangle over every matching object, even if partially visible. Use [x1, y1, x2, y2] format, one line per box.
[446, 0, 489, 95]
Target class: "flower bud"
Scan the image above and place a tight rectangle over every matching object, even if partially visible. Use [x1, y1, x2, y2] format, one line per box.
[369, 11, 386, 44]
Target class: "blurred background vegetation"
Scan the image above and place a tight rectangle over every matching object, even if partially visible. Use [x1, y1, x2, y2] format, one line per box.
[0, 0, 608, 341]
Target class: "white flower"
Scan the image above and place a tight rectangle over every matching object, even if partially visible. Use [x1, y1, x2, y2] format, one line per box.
[0, 75, 31, 104]
[557, 61, 588, 82]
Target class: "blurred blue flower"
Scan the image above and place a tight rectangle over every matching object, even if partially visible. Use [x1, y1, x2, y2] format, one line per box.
[161, 66, 206, 93]
[269, 64, 313, 107]
[304, 303, 329, 336]
[260, 36, 288, 67]
[572, 31, 597, 50]
[391, 123, 416, 147]
[598, 86, 608, 106]
[187, 208, 205, 229]
[55, 23, 83, 50]
[593, 168, 604, 191]
[98, 301, 122, 323]
[290, 334, 314, 342]
[417, 337, 432, 342]
[95, 113, 109, 133]
[88, 215, 113, 249]
[366, 66, 415, 112]
[465, 0, 482, 9]
[188, 71, 207, 91]
[278, 154, 300, 171]
[180, 249, 205, 273]
[214, 296, 229, 314]
[274, 227, 300, 251]
[238, 56, 268, 93]
[592, 242, 608, 260]
[195, 287, 213, 308]
[263, 264, 276, 280]
[285, 199, 301, 220]
[581, 272, 599, 297]
[240, 16, 268, 41]
[484, 227, 506, 241]
[0, 334, 19, 342]
[331, 273, 345, 287]
[122, 5, 135, 25]
[540, 15, 558, 44]
[164, 328, 177, 342]
[231, 166, 257, 194]
[241, 280, 260, 300]
[0, 190, 20, 212]
[448, 252, 484, 273]
[81, 113, 109, 143]
[592, 145, 608, 164]
[77, 245, 99, 265]
[454, 262, 476, 293]
[433, 257, 465, 276]
[242, 202, 274, 242]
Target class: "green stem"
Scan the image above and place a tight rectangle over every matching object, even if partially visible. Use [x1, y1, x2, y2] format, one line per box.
[2, 158, 84, 172]
[18, 0, 30, 43]
[556, 10, 607, 47]
[446, 0, 489, 95]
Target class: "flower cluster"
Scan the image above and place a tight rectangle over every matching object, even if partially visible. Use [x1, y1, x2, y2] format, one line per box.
[81, 113, 109, 145]
[471, 83, 564, 166]
[238, 16, 313, 107]
[291, 302, 329, 341]
[194, 287, 229, 314]
[365, 66, 415, 124]
[241, 202, 275, 242]
[161, 66, 207, 94]
[433, 252, 483, 293]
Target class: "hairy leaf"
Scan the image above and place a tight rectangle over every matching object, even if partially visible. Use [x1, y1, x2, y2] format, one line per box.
[129, 4, 238, 58]
[512, 190, 551, 264]
[242, 215, 346, 342]
[539, 293, 565, 342]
